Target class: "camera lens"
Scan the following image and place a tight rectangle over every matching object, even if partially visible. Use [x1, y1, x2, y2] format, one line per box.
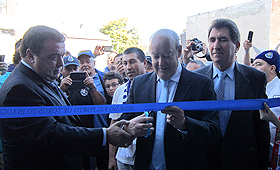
[191, 38, 203, 52]
[195, 44, 203, 52]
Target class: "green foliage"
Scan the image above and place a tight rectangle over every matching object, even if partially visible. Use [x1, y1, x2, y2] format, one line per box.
[99, 17, 140, 53]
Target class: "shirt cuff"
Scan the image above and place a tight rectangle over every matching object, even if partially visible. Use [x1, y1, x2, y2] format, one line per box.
[102, 128, 106, 146]
[178, 129, 188, 135]
[178, 129, 188, 139]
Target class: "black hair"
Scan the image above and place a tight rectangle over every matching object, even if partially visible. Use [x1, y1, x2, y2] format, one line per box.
[12, 49, 21, 65]
[115, 53, 123, 58]
[20, 25, 65, 58]
[15, 39, 22, 50]
[123, 47, 146, 62]
[103, 71, 124, 84]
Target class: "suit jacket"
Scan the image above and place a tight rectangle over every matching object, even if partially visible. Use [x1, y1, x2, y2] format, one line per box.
[195, 62, 270, 170]
[0, 63, 103, 170]
[122, 66, 221, 170]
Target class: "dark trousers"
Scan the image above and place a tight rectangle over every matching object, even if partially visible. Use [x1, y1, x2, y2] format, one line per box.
[83, 147, 109, 170]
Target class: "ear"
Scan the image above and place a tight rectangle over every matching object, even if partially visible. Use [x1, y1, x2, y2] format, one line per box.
[143, 59, 147, 68]
[235, 42, 240, 54]
[26, 49, 35, 63]
[178, 45, 182, 58]
[270, 65, 276, 74]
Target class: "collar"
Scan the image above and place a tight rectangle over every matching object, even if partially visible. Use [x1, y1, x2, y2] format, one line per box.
[21, 60, 56, 85]
[21, 60, 34, 71]
[93, 73, 99, 78]
[212, 61, 235, 80]
[267, 76, 279, 89]
[157, 62, 182, 83]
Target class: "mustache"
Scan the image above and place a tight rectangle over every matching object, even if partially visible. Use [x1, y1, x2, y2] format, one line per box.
[127, 70, 135, 74]
[212, 48, 224, 54]
[157, 67, 168, 70]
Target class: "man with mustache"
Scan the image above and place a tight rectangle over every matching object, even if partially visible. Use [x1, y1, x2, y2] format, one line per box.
[195, 18, 270, 169]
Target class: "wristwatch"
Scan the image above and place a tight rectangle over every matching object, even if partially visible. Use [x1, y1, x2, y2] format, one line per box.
[89, 85, 97, 92]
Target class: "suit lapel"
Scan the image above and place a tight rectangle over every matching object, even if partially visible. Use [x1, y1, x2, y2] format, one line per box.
[204, 64, 214, 80]
[18, 63, 79, 125]
[173, 67, 192, 102]
[234, 63, 250, 99]
[19, 63, 70, 106]
[42, 84, 68, 106]
[144, 73, 157, 141]
[146, 72, 157, 103]
[224, 63, 250, 137]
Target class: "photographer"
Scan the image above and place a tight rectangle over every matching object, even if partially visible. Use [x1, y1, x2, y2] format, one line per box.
[59, 55, 106, 125]
[182, 38, 209, 67]
[182, 38, 209, 66]
[59, 55, 107, 170]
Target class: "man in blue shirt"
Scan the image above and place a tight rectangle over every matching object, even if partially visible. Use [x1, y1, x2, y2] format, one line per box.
[77, 50, 111, 170]
[195, 18, 269, 170]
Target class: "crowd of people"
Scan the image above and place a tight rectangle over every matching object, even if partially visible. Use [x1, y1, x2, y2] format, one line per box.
[0, 18, 279, 170]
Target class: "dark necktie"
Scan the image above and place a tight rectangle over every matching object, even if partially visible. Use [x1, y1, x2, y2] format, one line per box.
[49, 82, 66, 105]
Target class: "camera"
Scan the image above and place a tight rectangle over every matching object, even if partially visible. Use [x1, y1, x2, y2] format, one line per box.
[0, 55, 5, 62]
[248, 31, 253, 43]
[70, 72, 86, 89]
[102, 46, 112, 52]
[190, 38, 203, 52]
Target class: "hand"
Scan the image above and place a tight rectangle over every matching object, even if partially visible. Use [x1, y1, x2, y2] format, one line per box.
[83, 72, 95, 90]
[93, 45, 104, 57]
[183, 40, 193, 57]
[182, 40, 194, 64]
[108, 156, 118, 170]
[116, 62, 125, 77]
[125, 113, 154, 137]
[0, 62, 8, 75]
[243, 40, 252, 51]
[60, 76, 72, 92]
[260, 103, 278, 123]
[107, 120, 134, 147]
[162, 106, 187, 130]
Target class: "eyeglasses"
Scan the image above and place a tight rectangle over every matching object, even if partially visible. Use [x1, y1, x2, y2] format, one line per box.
[105, 83, 120, 89]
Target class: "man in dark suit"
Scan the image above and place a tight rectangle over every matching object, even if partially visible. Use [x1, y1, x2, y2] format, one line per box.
[195, 18, 270, 169]
[0, 25, 153, 170]
[122, 29, 221, 170]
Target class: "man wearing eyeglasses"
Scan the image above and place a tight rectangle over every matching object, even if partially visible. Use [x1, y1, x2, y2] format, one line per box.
[108, 47, 147, 170]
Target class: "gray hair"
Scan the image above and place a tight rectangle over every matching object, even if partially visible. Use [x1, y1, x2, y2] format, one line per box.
[149, 29, 181, 50]
[208, 18, 240, 45]
[189, 60, 205, 68]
